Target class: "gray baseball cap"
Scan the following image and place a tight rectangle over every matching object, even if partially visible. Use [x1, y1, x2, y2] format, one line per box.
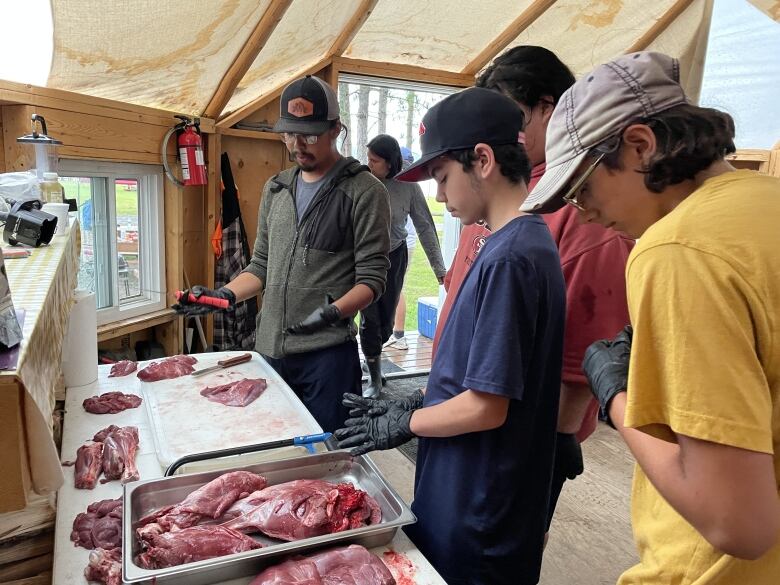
[521, 51, 689, 213]
[273, 75, 340, 135]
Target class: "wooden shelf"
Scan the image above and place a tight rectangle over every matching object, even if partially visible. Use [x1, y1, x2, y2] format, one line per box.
[218, 127, 279, 141]
[97, 308, 178, 342]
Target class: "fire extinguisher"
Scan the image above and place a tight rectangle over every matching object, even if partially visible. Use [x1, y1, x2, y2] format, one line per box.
[162, 115, 207, 187]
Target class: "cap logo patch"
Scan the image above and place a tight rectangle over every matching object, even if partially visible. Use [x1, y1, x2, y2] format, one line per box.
[419, 121, 426, 136]
[288, 97, 314, 118]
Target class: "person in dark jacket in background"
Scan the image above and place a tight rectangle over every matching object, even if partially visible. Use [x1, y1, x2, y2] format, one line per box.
[360, 134, 446, 398]
[175, 75, 391, 432]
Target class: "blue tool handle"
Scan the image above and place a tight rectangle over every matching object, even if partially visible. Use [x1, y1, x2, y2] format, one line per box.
[293, 432, 332, 445]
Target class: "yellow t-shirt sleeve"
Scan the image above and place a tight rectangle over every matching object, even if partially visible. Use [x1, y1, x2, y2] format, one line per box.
[624, 242, 773, 454]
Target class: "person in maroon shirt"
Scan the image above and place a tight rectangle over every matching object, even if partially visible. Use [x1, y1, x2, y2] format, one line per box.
[459, 46, 632, 538]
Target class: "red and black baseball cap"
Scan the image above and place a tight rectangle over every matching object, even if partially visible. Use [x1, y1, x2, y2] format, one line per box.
[273, 75, 340, 135]
[396, 87, 525, 182]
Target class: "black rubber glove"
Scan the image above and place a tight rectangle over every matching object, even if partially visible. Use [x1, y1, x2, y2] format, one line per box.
[342, 389, 424, 418]
[554, 433, 584, 480]
[172, 286, 236, 316]
[286, 298, 342, 334]
[334, 401, 416, 456]
[582, 325, 633, 427]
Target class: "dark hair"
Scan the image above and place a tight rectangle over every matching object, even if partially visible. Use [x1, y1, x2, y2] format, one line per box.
[445, 143, 531, 185]
[592, 104, 736, 192]
[475, 46, 575, 107]
[367, 134, 403, 177]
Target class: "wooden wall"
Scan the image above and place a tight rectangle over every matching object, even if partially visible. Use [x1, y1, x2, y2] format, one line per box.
[0, 80, 217, 356]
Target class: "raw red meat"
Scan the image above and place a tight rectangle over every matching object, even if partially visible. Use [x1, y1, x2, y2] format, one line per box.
[220, 480, 382, 541]
[71, 498, 123, 550]
[137, 471, 267, 541]
[84, 547, 122, 585]
[137, 354, 198, 382]
[83, 391, 142, 414]
[136, 525, 261, 569]
[93, 425, 121, 442]
[108, 359, 137, 377]
[101, 426, 140, 484]
[250, 545, 395, 585]
[73, 441, 104, 490]
[200, 378, 268, 407]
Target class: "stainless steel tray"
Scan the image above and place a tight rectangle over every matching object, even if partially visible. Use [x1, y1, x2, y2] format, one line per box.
[122, 451, 416, 584]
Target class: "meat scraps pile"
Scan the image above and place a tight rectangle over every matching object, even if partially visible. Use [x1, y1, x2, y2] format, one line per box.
[137, 354, 198, 382]
[250, 544, 396, 585]
[71, 498, 123, 585]
[134, 471, 382, 570]
[83, 391, 142, 414]
[68, 424, 140, 489]
[199, 377, 268, 407]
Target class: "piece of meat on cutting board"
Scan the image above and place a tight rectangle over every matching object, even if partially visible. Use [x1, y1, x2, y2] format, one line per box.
[200, 378, 268, 407]
[83, 391, 142, 414]
[73, 441, 104, 489]
[84, 547, 122, 585]
[220, 479, 382, 541]
[136, 525, 262, 569]
[71, 498, 123, 550]
[137, 471, 267, 541]
[101, 426, 140, 484]
[137, 354, 198, 382]
[250, 544, 396, 585]
[108, 359, 137, 377]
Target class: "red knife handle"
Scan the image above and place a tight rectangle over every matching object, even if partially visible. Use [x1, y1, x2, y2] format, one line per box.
[217, 353, 253, 367]
[176, 291, 230, 309]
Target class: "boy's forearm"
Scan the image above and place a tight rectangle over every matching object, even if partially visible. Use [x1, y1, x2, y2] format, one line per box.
[333, 284, 375, 317]
[611, 394, 780, 559]
[225, 272, 263, 303]
[409, 390, 508, 437]
[557, 381, 593, 434]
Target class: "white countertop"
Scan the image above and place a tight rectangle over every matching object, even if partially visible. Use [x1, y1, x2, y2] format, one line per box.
[53, 357, 444, 584]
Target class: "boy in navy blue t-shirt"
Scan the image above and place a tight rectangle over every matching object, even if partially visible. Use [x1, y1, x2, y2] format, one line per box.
[335, 87, 566, 585]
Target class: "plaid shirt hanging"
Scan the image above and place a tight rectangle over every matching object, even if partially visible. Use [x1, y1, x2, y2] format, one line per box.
[213, 153, 258, 350]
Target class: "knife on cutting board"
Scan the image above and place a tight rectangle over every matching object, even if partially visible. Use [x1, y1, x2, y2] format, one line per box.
[191, 352, 253, 377]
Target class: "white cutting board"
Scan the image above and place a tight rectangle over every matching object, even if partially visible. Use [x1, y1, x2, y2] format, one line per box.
[140, 352, 322, 469]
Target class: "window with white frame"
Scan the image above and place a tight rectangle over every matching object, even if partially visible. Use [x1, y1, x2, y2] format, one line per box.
[59, 161, 165, 325]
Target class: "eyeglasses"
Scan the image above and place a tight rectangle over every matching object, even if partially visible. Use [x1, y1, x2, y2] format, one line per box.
[281, 133, 320, 145]
[561, 152, 606, 211]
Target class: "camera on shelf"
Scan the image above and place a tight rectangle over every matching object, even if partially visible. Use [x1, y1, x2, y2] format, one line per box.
[0, 198, 58, 247]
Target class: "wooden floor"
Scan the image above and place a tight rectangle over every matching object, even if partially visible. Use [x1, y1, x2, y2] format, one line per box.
[358, 331, 434, 377]
[369, 422, 638, 584]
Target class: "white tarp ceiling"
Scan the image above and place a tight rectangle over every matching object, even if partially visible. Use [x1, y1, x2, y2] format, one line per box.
[27, 0, 780, 122]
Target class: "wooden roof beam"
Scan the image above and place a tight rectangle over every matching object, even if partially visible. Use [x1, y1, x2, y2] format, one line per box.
[203, 0, 293, 119]
[328, 0, 380, 58]
[461, 0, 557, 76]
[625, 0, 696, 52]
[216, 56, 332, 129]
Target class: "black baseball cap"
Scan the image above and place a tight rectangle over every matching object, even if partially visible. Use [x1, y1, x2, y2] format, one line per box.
[396, 87, 525, 182]
[273, 75, 340, 135]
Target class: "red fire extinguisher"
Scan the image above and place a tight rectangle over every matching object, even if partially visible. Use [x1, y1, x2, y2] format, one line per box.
[162, 115, 207, 187]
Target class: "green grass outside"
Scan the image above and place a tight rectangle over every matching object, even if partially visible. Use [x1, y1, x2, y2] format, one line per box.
[401, 197, 445, 333]
[61, 179, 138, 217]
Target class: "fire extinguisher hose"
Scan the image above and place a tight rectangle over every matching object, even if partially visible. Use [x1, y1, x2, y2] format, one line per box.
[162, 125, 185, 187]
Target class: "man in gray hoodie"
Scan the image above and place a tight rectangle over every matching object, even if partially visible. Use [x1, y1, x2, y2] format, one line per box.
[175, 75, 391, 432]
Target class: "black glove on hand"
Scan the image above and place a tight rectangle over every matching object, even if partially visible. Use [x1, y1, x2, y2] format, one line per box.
[583, 325, 633, 427]
[172, 286, 236, 316]
[286, 299, 342, 335]
[334, 401, 415, 456]
[555, 433, 585, 480]
[342, 389, 424, 418]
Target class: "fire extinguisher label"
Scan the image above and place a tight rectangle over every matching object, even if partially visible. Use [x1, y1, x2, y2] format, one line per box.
[179, 147, 190, 180]
[195, 148, 205, 166]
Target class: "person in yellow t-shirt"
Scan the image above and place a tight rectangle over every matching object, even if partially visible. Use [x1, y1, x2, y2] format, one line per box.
[523, 51, 780, 584]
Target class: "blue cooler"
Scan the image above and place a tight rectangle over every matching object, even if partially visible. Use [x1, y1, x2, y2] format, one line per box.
[417, 296, 439, 339]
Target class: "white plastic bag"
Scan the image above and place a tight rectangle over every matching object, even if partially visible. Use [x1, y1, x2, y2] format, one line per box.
[0, 171, 42, 203]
